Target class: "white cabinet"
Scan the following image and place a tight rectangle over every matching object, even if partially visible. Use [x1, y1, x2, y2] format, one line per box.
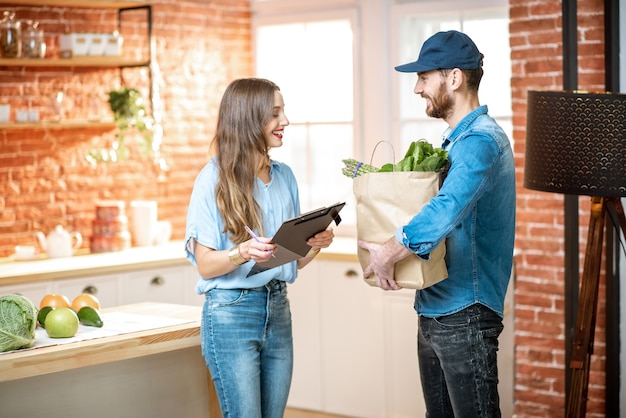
[55, 273, 121, 308]
[288, 257, 425, 417]
[0, 262, 203, 309]
[287, 258, 323, 411]
[317, 260, 387, 417]
[383, 291, 423, 418]
[0, 281, 52, 305]
[124, 264, 205, 307]
[288, 257, 515, 418]
[124, 266, 187, 305]
[183, 265, 206, 307]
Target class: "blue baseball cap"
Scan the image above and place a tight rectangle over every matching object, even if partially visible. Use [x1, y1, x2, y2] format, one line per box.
[395, 30, 482, 73]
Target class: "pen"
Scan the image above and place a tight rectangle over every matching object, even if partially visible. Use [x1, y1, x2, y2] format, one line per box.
[244, 225, 276, 258]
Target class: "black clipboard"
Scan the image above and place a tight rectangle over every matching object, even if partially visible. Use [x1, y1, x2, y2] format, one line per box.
[247, 202, 345, 276]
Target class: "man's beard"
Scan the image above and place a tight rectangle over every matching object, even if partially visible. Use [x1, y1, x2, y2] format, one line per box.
[425, 82, 454, 120]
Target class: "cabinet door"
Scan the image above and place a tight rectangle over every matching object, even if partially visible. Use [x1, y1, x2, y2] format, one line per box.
[319, 260, 386, 418]
[0, 282, 52, 307]
[384, 290, 426, 417]
[287, 261, 324, 411]
[182, 264, 206, 307]
[54, 274, 121, 309]
[125, 266, 186, 305]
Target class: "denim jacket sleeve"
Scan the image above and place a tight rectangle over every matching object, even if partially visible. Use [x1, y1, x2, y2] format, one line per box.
[397, 121, 502, 258]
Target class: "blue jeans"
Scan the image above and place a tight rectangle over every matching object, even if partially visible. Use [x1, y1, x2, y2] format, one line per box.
[201, 279, 293, 418]
[418, 304, 503, 418]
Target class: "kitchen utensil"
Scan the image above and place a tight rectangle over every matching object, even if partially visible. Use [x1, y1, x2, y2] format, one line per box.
[36, 225, 82, 258]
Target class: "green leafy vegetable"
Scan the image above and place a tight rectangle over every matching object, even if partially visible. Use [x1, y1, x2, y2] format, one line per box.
[0, 294, 38, 352]
[342, 140, 448, 177]
[380, 140, 448, 172]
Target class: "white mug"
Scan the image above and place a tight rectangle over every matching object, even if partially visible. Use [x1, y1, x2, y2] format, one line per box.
[0, 104, 9, 123]
[130, 200, 158, 246]
[155, 220, 172, 245]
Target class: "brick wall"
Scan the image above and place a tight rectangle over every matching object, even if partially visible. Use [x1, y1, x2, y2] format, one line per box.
[510, 0, 607, 416]
[0, 0, 252, 256]
[0, 0, 615, 416]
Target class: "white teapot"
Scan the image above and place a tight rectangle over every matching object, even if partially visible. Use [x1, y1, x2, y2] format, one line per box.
[36, 225, 83, 258]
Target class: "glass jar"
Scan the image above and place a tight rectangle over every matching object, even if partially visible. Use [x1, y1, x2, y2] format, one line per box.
[0, 9, 21, 58]
[21, 20, 45, 58]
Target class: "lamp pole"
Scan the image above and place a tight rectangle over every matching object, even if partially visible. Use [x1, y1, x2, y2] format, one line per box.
[561, 0, 578, 407]
[603, 1, 621, 416]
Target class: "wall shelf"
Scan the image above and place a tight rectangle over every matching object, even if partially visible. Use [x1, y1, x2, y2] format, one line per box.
[4, 0, 150, 8]
[0, 120, 115, 130]
[0, 1, 156, 131]
[0, 57, 150, 68]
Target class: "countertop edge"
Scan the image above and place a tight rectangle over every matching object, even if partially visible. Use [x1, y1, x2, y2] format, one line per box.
[1, 238, 358, 285]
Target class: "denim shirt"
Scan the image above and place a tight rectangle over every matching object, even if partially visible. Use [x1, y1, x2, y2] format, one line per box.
[185, 157, 300, 293]
[395, 105, 516, 318]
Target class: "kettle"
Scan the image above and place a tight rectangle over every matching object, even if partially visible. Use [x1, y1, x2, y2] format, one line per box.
[36, 225, 83, 258]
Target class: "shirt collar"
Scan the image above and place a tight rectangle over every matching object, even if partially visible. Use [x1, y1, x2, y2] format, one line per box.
[443, 105, 489, 149]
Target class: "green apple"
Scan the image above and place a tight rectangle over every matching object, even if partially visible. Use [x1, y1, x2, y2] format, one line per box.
[44, 307, 79, 338]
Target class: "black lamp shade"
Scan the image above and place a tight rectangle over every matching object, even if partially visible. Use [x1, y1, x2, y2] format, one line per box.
[524, 90, 626, 197]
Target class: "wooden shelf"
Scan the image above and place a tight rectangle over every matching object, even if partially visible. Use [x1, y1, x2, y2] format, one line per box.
[1, 0, 150, 8]
[0, 56, 150, 68]
[0, 119, 115, 130]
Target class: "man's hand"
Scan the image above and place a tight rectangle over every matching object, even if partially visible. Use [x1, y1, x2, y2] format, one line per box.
[358, 237, 411, 291]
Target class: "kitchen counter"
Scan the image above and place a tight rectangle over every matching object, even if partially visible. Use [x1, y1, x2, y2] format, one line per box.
[0, 238, 358, 286]
[0, 241, 189, 286]
[0, 302, 221, 418]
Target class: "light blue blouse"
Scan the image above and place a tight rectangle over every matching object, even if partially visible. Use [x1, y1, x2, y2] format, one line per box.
[185, 157, 300, 293]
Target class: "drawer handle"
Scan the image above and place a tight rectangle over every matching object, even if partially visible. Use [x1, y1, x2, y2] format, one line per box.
[82, 285, 98, 295]
[151, 276, 165, 286]
[345, 269, 359, 278]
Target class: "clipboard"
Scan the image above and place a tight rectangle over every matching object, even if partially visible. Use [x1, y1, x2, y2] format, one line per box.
[247, 202, 345, 276]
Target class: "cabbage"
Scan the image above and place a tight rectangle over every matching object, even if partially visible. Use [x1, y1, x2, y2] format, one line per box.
[0, 294, 38, 352]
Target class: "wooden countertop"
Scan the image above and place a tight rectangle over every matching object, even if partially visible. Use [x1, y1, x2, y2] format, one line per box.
[0, 302, 201, 383]
[0, 238, 358, 286]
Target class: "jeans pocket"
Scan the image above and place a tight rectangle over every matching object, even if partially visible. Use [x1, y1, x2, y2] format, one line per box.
[432, 310, 470, 328]
[207, 288, 246, 307]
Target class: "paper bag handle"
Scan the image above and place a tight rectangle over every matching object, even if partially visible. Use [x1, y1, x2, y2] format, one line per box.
[370, 140, 396, 169]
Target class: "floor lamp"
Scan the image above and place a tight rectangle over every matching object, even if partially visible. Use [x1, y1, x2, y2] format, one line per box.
[523, 90, 626, 418]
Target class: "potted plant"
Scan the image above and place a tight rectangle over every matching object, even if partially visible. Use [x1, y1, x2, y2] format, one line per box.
[107, 86, 154, 161]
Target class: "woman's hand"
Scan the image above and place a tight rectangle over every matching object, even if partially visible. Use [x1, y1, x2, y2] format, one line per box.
[240, 237, 277, 263]
[306, 228, 335, 250]
[297, 228, 334, 269]
[194, 237, 277, 279]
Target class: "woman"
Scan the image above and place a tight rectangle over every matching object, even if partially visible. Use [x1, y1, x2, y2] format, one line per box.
[185, 78, 334, 418]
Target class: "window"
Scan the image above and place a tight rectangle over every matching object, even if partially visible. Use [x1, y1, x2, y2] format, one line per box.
[254, 0, 511, 235]
[392, 4, 512, 151]
[254, 10, 357, 228]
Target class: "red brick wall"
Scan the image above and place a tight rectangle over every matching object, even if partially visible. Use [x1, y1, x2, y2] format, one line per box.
[510, 0, 607, 416]
[0, 0, 615, 416]
[0, 0, 252, 256]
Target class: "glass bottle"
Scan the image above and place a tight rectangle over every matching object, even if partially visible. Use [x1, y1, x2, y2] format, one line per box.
[21, 20, 45, 58]
[0, 9, 21, 58]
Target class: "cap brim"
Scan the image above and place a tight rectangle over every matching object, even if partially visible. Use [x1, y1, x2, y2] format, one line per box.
[394, 61, 433, 73]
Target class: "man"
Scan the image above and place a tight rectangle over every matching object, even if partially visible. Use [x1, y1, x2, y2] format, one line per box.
[359, 30, 515, 417]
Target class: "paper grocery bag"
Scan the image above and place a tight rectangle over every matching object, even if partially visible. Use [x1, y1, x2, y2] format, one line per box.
[354, 171, 448, 289]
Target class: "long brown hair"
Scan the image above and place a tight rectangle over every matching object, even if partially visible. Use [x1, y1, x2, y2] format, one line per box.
[211, 78, 278, 244]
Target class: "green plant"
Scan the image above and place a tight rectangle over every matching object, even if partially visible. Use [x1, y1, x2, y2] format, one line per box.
[108, 86, 154, 161]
